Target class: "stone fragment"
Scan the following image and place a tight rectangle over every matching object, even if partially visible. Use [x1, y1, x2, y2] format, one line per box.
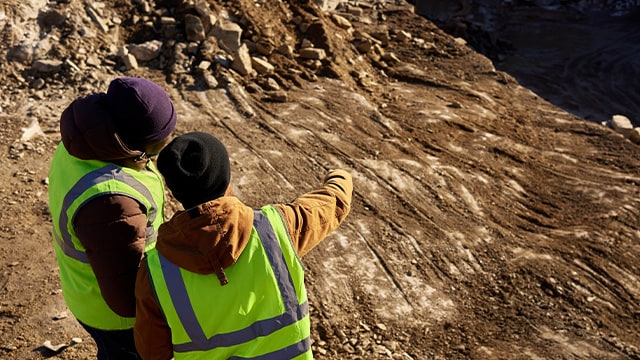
[160, 17, 176, 25]
[197, 61, 211, 71]
[255, 41, 274, 56]
[128, 40, 163, 61]
[265, 78, 280, 91]
[300, 38, 314, 49]
[7, 43, 34, 64]
[381, 52, 400, 63]
[202, 14, 218, 34]
[331, 14, 352, 29]
[203, 73, 219, 89]
[231, 44, 254, 76]
[629, 128, 640, 144]
[396, 30, 412, 42]
[64, 59, 81, 72]
[32, 59, 63, 73]
[123, 53, 139, 70]
[347, 6, 363, 16]
[42, 340, 67, 353]
[454, 37, 467, 46]
[39, 9, 67, 29]
[263, 90, 288, 102]
[371, 31, 390, 46]
[299, 48, 326, 60]
[195, 1, 212, 16]
[611, 114, 633, 138]
[355, 39, 373, 53]
[20, 119, 45, 141]
[185, 14, 206, 42]
[251, 57, 275, 74]
[85, 4, 109, 32]
[211, 20, 243, 54]
[277, 44, 294, 56]
[245, 82, 263, 93]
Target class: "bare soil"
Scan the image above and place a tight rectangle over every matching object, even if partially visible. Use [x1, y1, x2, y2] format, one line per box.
[1, 0, 640, 359]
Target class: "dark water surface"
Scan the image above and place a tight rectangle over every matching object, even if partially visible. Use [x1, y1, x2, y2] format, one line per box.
[492, 9, 640, 126]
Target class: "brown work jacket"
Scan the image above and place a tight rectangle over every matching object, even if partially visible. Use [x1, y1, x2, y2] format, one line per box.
[134, 169, 353, 360]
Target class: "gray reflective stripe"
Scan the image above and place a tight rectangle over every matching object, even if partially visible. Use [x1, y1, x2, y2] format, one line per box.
[57, 164, 158, 263]
[227, 337, 311, 360]
[53, 224, 88, 263]
[162, 210, 308, 353]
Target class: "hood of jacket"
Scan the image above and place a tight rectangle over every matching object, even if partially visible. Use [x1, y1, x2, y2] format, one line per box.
[155, 197, 254, 275]
[60, 93, 140, 161]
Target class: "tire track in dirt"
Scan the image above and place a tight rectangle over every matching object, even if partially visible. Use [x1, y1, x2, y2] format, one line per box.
[170, 44, 640, 355]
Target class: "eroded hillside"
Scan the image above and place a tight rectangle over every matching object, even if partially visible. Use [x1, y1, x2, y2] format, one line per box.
[1, 0, 640, 359]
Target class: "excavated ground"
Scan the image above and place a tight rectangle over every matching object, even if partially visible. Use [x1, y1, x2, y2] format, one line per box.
[1, 0, 640, 359]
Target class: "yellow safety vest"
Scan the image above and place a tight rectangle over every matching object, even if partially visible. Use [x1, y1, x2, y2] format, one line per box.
[146, 206, 312, 359]
[48, 144, 165, 330]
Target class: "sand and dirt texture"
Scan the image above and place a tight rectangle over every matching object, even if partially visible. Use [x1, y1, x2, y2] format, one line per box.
[1, 0, 640, 359]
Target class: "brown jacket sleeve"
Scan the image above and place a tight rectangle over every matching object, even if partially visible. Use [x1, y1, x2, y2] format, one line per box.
[74, 194, 148, 317]
[134, 258, 173, 360]
[273, 169, 353, 257]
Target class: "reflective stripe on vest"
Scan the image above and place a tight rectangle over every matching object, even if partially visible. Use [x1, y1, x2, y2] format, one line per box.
[55, 163, 159, 263]
[148, 208, 311, 359]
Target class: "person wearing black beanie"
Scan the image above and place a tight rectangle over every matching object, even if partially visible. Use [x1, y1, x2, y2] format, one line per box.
[156, 132, 231, 209]
[135, 132, 354, 359]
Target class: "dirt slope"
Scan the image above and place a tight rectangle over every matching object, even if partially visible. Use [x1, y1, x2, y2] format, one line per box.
[1, 0, 640, 359]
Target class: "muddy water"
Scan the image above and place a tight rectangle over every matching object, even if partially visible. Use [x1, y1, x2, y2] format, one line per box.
[493, 9, 640, 126]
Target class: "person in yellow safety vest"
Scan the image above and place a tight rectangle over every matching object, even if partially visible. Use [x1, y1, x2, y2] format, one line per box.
[134, 132, 353, 359]
[48, 77, 177, 360]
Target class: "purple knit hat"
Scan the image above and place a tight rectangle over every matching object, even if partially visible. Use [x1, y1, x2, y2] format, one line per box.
[105, 77, 177, 150]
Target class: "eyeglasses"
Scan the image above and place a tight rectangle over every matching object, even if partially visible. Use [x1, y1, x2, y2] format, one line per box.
[133, 152, 159, 163]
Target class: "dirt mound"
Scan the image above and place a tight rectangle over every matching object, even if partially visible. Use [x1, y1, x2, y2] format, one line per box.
[2, 0, 640, 359]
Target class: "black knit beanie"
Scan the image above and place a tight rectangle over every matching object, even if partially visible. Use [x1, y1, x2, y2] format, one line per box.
[157, 132, 231, 209]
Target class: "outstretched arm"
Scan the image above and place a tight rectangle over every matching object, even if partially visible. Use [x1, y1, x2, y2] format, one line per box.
[273, 169, 353, 257]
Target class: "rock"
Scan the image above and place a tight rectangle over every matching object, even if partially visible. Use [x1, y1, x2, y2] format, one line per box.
[263, 90, 288, 102]
[85, 4, 109, 32]
[42, 340, 68, 353]
[355, 39, 373, 53]
[299, 48, 326, 60]
[629, 128, 640, 145]
[203, 73, 219, 89]
[231, 44, 254, 77]
[32, 59, 63, 73]
[197, 60, 212, 71]
[128, 40, 163, 61]
[331, 14, 352, 30]
[300, 38, 314, 49]
[7, 43, 34, 64]
[52, 311, 68, 320]
[611, 114, 633, 138]
[254, 41, 274, 56]
[265, 77, 280, 91]
[122, 53, 138, 70]
[371, 31, 390, 46]
[38, 9, 67, 29]
[202, 14, 218, 34]
[211, 20, 243, 54]
[184, 14, 206, 42]
[277, 44, 294, 56]
[396, 30, 412, 42]
[251, 57, 275, 74]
